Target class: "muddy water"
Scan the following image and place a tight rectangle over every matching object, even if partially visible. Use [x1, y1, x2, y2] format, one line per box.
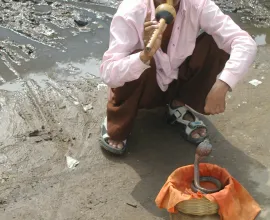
[0, 0, 269, 85]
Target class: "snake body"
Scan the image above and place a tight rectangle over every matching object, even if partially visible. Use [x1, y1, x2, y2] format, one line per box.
[191, 139, 223, 194]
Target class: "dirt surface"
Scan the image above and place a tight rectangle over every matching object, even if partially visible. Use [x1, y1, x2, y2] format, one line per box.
[0, 0, 270, 220]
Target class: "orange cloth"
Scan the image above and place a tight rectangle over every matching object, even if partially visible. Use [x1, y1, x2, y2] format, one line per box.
[155, 163, 261, 220]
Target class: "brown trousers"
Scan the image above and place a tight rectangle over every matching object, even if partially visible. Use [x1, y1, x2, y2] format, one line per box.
[107, 33, 229, 141]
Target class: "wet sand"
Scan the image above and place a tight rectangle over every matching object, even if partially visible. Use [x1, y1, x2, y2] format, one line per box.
[0, 0, 270, 219]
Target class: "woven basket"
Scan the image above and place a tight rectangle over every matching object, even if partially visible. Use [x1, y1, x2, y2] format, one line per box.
[175, 197, 219, 216]
[170, 212, 220, 220]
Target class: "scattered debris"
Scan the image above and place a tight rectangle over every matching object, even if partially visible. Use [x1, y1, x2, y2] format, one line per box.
[66, 156, 79, 169]
[126, 203, 137, 208]
[83, 103, 93, 112]
[97, 83, 107, 91]
[249, 79, 262, 87]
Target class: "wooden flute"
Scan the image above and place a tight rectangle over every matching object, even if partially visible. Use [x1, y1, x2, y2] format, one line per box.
[145, 0, 177, 52]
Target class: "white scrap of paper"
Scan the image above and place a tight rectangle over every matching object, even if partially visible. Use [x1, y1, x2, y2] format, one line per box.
[249, 79, 262, 87]
[66, 156, 79, 169]
[97, 83, 107, 90]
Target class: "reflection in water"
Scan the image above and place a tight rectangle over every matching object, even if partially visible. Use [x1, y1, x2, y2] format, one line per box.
[255, 34, 267, 46]
[55, 57, 101, 78]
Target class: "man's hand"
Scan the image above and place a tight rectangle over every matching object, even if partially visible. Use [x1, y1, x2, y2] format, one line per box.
[204, 80, 230, 115]
[140, 12, 166, 63]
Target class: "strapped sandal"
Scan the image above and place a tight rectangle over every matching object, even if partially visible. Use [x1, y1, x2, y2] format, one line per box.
[166, 105, 208, 145]
[99, 117, 127, 155]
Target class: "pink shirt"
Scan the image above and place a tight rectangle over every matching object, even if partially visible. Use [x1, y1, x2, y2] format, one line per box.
[100, 0, 257, 92]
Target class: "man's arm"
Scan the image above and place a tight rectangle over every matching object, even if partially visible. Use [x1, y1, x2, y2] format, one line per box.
[199, 0, 257, 90]
[100, 13, 150, 88]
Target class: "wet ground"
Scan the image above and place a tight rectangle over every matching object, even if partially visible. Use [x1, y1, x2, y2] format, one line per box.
[0, 0, 270, 219]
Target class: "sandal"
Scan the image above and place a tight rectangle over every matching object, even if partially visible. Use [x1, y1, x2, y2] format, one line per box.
[166, 105, 208, 145]
[99, 117, 127, 155]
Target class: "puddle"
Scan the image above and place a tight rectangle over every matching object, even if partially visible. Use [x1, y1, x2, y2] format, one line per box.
[228, 12, 270, 46]
[0, 56, 101, 92]
[248, 27, 270, 46]
[255, 34, 268, 46]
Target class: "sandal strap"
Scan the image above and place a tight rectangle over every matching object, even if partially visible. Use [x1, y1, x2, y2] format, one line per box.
[168, 105, 207, 136]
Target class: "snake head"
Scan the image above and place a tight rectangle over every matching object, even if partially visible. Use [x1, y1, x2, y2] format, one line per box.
[196, 139, 212, 158]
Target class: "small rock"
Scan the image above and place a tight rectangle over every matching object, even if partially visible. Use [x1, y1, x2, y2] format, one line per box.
[74, 19, 88, 27]
[59, 104, 66, 109]
[29, 130, 40, 137]
[35, 139, 43, 143]
[74, 13, 89, 27]
[0, 199, 7, 206]
[45, 0, 53, 4]
[31, 0, 42, 3]
[43, 135, 52, 141]
[83, 103, 93, 112]
[63, 138, 70, 142]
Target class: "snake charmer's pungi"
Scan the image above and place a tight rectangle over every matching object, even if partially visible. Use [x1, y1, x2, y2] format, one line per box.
[99, 0, 257, 154]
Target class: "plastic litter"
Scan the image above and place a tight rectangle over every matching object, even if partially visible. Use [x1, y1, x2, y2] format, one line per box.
[66, 156, 79, 169]
[249, 79, 262, 87]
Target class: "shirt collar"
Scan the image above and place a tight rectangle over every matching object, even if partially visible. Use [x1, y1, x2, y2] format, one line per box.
[180, 0, 187, 13]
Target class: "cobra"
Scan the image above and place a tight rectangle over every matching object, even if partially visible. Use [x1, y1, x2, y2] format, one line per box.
[191, 139, 223, 194]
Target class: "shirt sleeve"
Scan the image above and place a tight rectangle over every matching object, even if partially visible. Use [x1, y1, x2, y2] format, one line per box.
[199, 0, 257, 89]
[99, 13, 150, 88]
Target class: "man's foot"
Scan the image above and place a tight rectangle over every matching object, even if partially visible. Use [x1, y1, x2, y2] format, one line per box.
[99, 117, 127, 155]
[169, 100, 208, 143]
[181, 110, 207, 139]
[107, 139, 124, 150]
